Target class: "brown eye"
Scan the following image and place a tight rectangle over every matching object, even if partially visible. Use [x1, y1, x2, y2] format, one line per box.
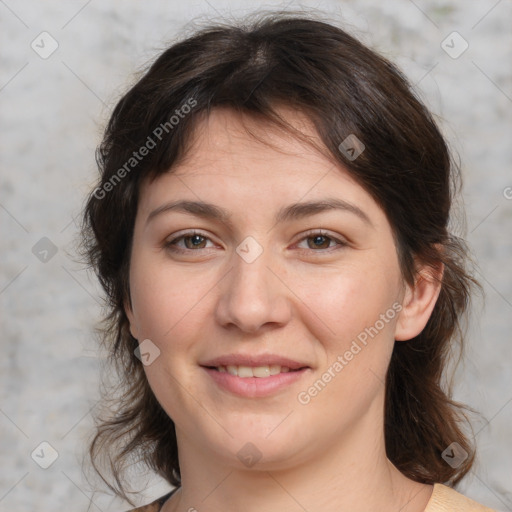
[164, 231, 214, 253]
[182, 234, 208, 249]
[296, 230, 347, 253]
[307, 234, 332, 250]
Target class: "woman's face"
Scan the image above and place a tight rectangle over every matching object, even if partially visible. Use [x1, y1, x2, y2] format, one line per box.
[126, 107, 409, 470]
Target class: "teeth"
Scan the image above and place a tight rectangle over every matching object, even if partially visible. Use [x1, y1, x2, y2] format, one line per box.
[237, 365, 254, 378]
[219, 364, 294, 378]
[227, 365, 238, 376]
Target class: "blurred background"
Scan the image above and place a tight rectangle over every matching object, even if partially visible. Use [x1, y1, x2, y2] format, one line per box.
[1, 1, 511, 510]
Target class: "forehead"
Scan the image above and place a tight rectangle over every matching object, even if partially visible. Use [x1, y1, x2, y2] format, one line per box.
[172, 105, 333, 171]
[137, 106, 386, 228]
[142, 108, 347, 192]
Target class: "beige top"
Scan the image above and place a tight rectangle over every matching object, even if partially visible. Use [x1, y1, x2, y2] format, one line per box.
[128, 483, 497, 511]
[425, 483, 496, 511]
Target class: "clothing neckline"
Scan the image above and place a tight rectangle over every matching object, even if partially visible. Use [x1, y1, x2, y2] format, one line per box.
[157, 487, 179, 509]
[423, 483, 440, 511]
[154, 483, 437, 511]
[144, 481, 494, 512]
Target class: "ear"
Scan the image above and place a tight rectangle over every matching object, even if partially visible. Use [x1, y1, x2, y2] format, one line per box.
[124, 297, 140, 340]
[395, 261, 444, 341]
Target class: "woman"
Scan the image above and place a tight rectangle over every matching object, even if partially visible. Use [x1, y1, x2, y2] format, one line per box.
[81, 11, 495, 512]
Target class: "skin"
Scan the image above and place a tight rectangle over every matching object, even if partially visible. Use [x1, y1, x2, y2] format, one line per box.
[126, 106, 442, 512]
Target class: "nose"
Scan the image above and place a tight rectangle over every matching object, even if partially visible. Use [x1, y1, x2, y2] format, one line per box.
[214, 241, 292, 334]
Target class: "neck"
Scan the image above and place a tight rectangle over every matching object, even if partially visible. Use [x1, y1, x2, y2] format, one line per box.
[164, 396, 433, 512]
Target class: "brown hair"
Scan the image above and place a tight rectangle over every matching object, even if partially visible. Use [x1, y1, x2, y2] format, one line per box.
[81, 10, 480, 506]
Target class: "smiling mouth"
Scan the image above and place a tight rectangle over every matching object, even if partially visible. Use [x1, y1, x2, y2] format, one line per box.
[204, 364, 308, 378]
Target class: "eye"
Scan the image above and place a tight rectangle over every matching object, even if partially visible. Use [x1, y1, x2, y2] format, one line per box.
[295, 230, 347, 253]
[164, 230, 216, 253]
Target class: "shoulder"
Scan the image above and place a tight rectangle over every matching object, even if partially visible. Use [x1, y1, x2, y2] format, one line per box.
[424, 483, 497, 512]
[124, 488, 178, 512]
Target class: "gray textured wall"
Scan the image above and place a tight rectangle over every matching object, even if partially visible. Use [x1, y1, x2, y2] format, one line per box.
[1, 1, 511, 511]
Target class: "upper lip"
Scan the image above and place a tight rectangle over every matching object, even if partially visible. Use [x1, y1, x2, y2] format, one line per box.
[200, 354, 310, 370]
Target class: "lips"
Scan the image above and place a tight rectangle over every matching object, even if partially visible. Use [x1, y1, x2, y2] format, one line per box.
[199, 353, 311, 398]
[200, 354, 310, 371]
[202, 366, 310, 398]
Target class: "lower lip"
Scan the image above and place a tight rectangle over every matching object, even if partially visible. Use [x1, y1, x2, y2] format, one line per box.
[202, 367, 310, 398]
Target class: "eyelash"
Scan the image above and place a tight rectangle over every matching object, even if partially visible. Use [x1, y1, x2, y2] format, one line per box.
[164, 229, 347, 255]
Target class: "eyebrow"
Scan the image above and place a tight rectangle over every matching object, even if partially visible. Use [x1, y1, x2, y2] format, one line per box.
[146, 197, 372, 228]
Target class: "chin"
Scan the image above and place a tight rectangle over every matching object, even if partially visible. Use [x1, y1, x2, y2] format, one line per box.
[202, 422, 310, 469]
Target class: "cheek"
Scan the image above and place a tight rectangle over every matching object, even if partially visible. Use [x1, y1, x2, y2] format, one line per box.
[295, 270, 399, 419]
[292, 259, 402, 414]
[129, 252, 209, 341]
[129, 261, 211, 406]
[295, 260, 401, 346]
